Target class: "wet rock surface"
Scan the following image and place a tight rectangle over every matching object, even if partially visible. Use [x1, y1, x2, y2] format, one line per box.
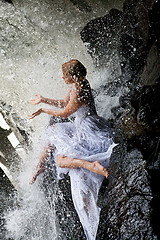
[42, 172, 86, 240]
[0, 168, 15, 240]
[98, 144, 156, 239]
[81, 8, 123, 67]
[80, 0, 160, 239]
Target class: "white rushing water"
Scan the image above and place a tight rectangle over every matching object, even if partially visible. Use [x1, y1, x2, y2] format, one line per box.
[0, 0, 125, 239]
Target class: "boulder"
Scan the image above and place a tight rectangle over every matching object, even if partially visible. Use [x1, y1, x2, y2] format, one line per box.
[80, 0, 160, 239]
[98, 143, 156, 239]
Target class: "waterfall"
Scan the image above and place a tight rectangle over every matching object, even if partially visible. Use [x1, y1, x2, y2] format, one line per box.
[0, 0, 125, 239]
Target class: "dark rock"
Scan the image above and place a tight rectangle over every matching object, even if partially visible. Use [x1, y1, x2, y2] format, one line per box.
[137, 80, 160, 132]
[0, 126, 20, 167]
[111, 77, 160, 138]
[148, 0, 160, 50]
[42, 165, 86, 240]
[69, 0, 92, 13]
[140, 0, 160, 86]
[3, 0, 14, 4]
[116, 108, 147, 138]
[0, 101, 32, 148]
[80, 1, 160, 239]
[140, 42, 160, 86]
[149, 153, 160, 239]
[0, 168, 15, 240]
[80, 8, 123, 66]
[97, 143, 157, 240]
[119, 0, 150, 73]
[80, 0, 158, 78]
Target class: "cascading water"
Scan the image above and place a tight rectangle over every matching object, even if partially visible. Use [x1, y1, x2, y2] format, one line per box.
[2, 65, 120, 240]
[0, 0, 125, 239]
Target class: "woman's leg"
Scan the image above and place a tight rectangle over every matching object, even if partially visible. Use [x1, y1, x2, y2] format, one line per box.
[57, 155, 109, 179]
[29, 145, 54, 184]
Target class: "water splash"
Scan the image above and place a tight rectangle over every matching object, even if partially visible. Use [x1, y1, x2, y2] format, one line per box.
[0, 1, 126, 239]
[4, 148, 57, 240]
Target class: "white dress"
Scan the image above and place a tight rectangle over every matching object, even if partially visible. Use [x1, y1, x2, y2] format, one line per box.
[46, 104, 116, 240]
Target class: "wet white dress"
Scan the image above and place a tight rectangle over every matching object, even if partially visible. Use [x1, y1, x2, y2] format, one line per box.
[46, 104, 116, 240]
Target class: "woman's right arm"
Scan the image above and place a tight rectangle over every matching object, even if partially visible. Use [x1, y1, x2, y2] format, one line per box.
[30, 88, 71, 108]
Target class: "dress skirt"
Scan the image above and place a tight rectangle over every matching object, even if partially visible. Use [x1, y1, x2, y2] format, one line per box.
[45, 105, 117, 240]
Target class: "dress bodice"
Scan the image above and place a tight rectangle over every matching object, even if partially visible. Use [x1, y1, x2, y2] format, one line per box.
[75, 105, 90, 117]
[74, 105, 97, 127]
[70, 83, 97, 120]
[75, 104, 97, 119]
[46, 95, 116, 240]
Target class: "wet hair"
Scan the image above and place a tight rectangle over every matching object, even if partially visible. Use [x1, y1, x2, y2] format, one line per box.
[62, 59, 97, 114]
[62, 59, 87, 80]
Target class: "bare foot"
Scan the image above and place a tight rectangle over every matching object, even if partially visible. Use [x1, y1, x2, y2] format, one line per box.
[57, 156, 109, 178]
[92, 161, 109, 179]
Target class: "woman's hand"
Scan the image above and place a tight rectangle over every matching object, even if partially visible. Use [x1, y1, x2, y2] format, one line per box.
[28, 108, 43, 119]
[30, 94, 43, 105]
[29, 166, 45, 184]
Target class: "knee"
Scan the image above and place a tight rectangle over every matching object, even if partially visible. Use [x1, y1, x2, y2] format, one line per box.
[56, 155, 65, 168]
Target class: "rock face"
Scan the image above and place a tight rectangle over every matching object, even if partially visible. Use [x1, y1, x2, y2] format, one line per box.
[97, 144, 156, 239]
[0, 168, 14, 240]
[80, 0, 160, 239]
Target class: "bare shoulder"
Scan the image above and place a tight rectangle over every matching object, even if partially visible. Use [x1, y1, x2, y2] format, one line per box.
[70, 84, 79, 97]
[70, 81, 93, 105]
[64, 86, 72, 102]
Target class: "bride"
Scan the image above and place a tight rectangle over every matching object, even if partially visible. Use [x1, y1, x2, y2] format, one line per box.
[29, 59, 116, 240]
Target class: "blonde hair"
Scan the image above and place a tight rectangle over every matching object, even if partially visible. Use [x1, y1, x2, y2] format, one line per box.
[62, 59, 87, 81]
[62, 59, 96, 113]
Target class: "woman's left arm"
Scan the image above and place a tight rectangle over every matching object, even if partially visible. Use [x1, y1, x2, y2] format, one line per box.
[29, 89, 82, 119]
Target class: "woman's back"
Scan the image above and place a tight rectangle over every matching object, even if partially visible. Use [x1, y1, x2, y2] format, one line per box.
[74, 79, 97, 115]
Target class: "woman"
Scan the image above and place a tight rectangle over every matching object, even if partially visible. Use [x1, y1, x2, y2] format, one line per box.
[29, 59, 116, 240]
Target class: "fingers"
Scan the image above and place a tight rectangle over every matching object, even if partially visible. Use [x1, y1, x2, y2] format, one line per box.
[28, 114, 35, 119]
[30, 99, 39, 105]
[29, 176, 36, 184]
[30, 94, 42, 105]
[28, 112, 37, 119]
[28, 113, 38, 119]
[28, 109, 42, 119]
[30, 100, 37, 105]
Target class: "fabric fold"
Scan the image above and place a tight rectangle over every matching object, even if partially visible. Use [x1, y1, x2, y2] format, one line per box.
[45, 105, 116, 239]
